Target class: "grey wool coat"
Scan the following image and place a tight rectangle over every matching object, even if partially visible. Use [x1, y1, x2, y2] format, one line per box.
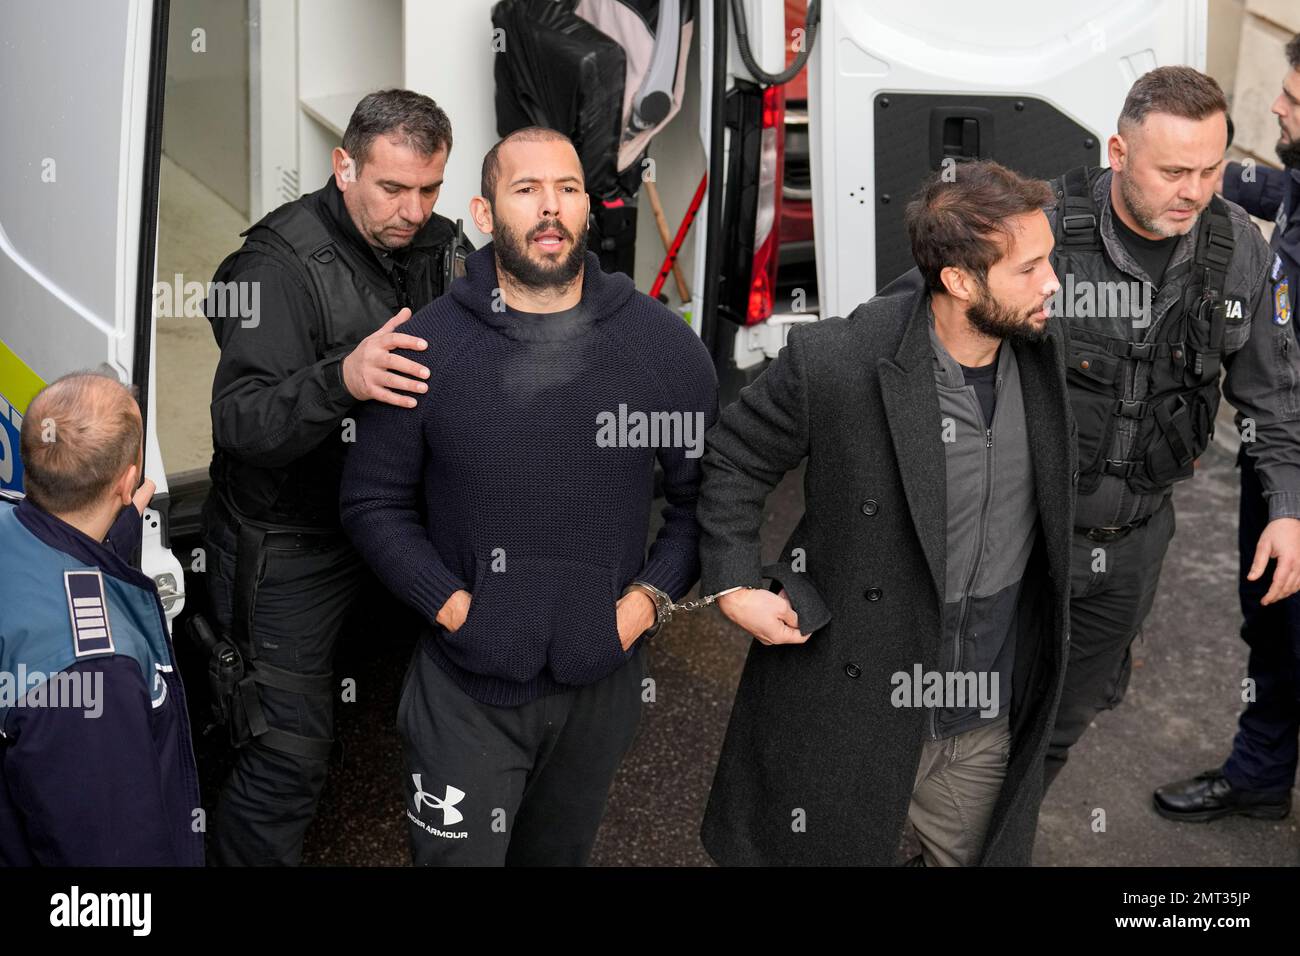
[696, 269, 1078, 866]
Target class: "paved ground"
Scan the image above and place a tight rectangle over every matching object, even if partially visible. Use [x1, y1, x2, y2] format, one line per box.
[183, 440, 1299, 866]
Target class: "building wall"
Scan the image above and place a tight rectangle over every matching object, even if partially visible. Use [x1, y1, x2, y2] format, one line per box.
[1230, 0, 1299, 167]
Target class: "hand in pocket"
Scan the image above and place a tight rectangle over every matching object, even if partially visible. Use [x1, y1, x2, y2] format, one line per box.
[436, 589, 473, 633]
[615, 589, 657, 650]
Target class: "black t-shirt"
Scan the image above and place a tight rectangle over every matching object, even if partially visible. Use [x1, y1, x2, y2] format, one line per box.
[1111, 200, 1180, 286]
[506, 304, 586, 322]
[503, 303, 591, 336]
[960, 347, 999, 428]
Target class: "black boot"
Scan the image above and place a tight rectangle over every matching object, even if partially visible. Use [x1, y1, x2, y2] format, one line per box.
[1153, 769, 1291, 823]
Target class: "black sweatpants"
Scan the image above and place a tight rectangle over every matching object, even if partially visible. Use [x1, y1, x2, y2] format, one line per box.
[397, 640, 646, 866]
[1044, 494, 1177, 791]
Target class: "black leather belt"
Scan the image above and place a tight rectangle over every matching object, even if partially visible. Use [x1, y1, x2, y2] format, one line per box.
[213, 491, 344, 550]
[1074, 514, 1154, 542]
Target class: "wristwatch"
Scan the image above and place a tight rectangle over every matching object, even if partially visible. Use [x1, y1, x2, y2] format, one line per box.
[623, 580, 672, 640]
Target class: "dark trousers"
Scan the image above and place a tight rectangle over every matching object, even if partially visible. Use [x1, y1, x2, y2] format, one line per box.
[1043, 495, 1177, 790]
[201, 498, 365, 866]
[1223, 452, 1300, 794]
[397, 639, 645, 866]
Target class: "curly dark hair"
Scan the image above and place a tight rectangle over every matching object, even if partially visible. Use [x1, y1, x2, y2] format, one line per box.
[905, 160, 1054, 293]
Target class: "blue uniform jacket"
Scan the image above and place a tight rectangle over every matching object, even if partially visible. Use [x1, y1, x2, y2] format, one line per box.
[0, 495, 203, 866]
[1225, 160, 1299, 334]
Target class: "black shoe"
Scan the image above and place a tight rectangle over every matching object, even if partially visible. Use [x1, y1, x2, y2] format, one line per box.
[1153, 769, 1291, 823]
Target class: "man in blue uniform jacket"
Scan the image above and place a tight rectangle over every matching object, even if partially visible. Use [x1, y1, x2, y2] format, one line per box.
[0, 372, 203, 865]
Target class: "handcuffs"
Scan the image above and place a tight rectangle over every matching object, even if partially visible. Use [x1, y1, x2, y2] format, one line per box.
[621, 581, 749, 640]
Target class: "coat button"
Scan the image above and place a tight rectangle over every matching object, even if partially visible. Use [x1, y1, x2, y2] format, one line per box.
[1079, 359, 1090, 370]
[861, 499, 879, 516]
[844, 663, 861, 679]
[1072, 468, 1080, 486]
[864, 587, 882, 601]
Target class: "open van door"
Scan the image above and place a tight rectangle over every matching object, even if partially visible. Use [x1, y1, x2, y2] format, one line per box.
[809, 0, 1209, 318]
[694, 0, 818, 404]
[0, 0, 185, 619]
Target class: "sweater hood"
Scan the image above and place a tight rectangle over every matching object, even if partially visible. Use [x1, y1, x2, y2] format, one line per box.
[450, 243, 638, 339]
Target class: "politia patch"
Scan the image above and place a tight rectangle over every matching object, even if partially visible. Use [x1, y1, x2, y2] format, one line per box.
[1275, 276, 1292, 326]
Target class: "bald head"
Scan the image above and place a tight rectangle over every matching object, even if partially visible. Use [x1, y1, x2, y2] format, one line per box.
[480, 126, 579, 207]
[20, 372, 143, 515]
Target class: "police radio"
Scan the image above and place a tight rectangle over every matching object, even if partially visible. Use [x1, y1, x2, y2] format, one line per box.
[440, 218, 470, 293]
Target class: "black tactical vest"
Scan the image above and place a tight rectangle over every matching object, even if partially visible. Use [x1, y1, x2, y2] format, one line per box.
[1052, 166, 1235, 496]
[248, 197, 469, 351]
[207, 192, 470, 527]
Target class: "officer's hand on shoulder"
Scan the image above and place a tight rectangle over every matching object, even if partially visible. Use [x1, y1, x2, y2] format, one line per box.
[717, 587, 811, 645]
[342, 308, 431, 408]
[1250, 517, 1300, 605]
[436, 589, 472, 632]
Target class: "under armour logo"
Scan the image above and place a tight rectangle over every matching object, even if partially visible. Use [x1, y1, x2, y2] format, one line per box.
[412, 774, 465, 826]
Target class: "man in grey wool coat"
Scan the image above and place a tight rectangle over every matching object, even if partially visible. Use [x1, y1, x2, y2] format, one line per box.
[696, 160, 1078, 866]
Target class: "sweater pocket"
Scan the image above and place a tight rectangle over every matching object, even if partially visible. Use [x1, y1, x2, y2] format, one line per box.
[438, 554, 627, 685]
[438, 554, 554, 682]
[546, 558, 628, 686]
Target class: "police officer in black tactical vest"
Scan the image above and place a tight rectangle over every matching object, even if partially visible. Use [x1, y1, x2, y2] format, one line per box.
[1043, 66, 1300, 795]
[198, 89, 472, 865]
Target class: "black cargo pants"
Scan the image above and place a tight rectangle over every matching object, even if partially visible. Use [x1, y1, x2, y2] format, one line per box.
[201, 495, 365, 865]
[1043, 494, 1177, 791]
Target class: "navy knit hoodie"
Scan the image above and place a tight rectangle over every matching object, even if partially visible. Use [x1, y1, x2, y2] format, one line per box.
[339, 244, 718, 705]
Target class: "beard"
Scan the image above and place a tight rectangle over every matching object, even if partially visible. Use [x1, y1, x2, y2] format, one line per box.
[493, 215, 588, 291]
[967, 278, 1047, 344]
[360, 205, 424, 251]
[1276, 135, 1300, 170]
[1118, 170, 1201, 237]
